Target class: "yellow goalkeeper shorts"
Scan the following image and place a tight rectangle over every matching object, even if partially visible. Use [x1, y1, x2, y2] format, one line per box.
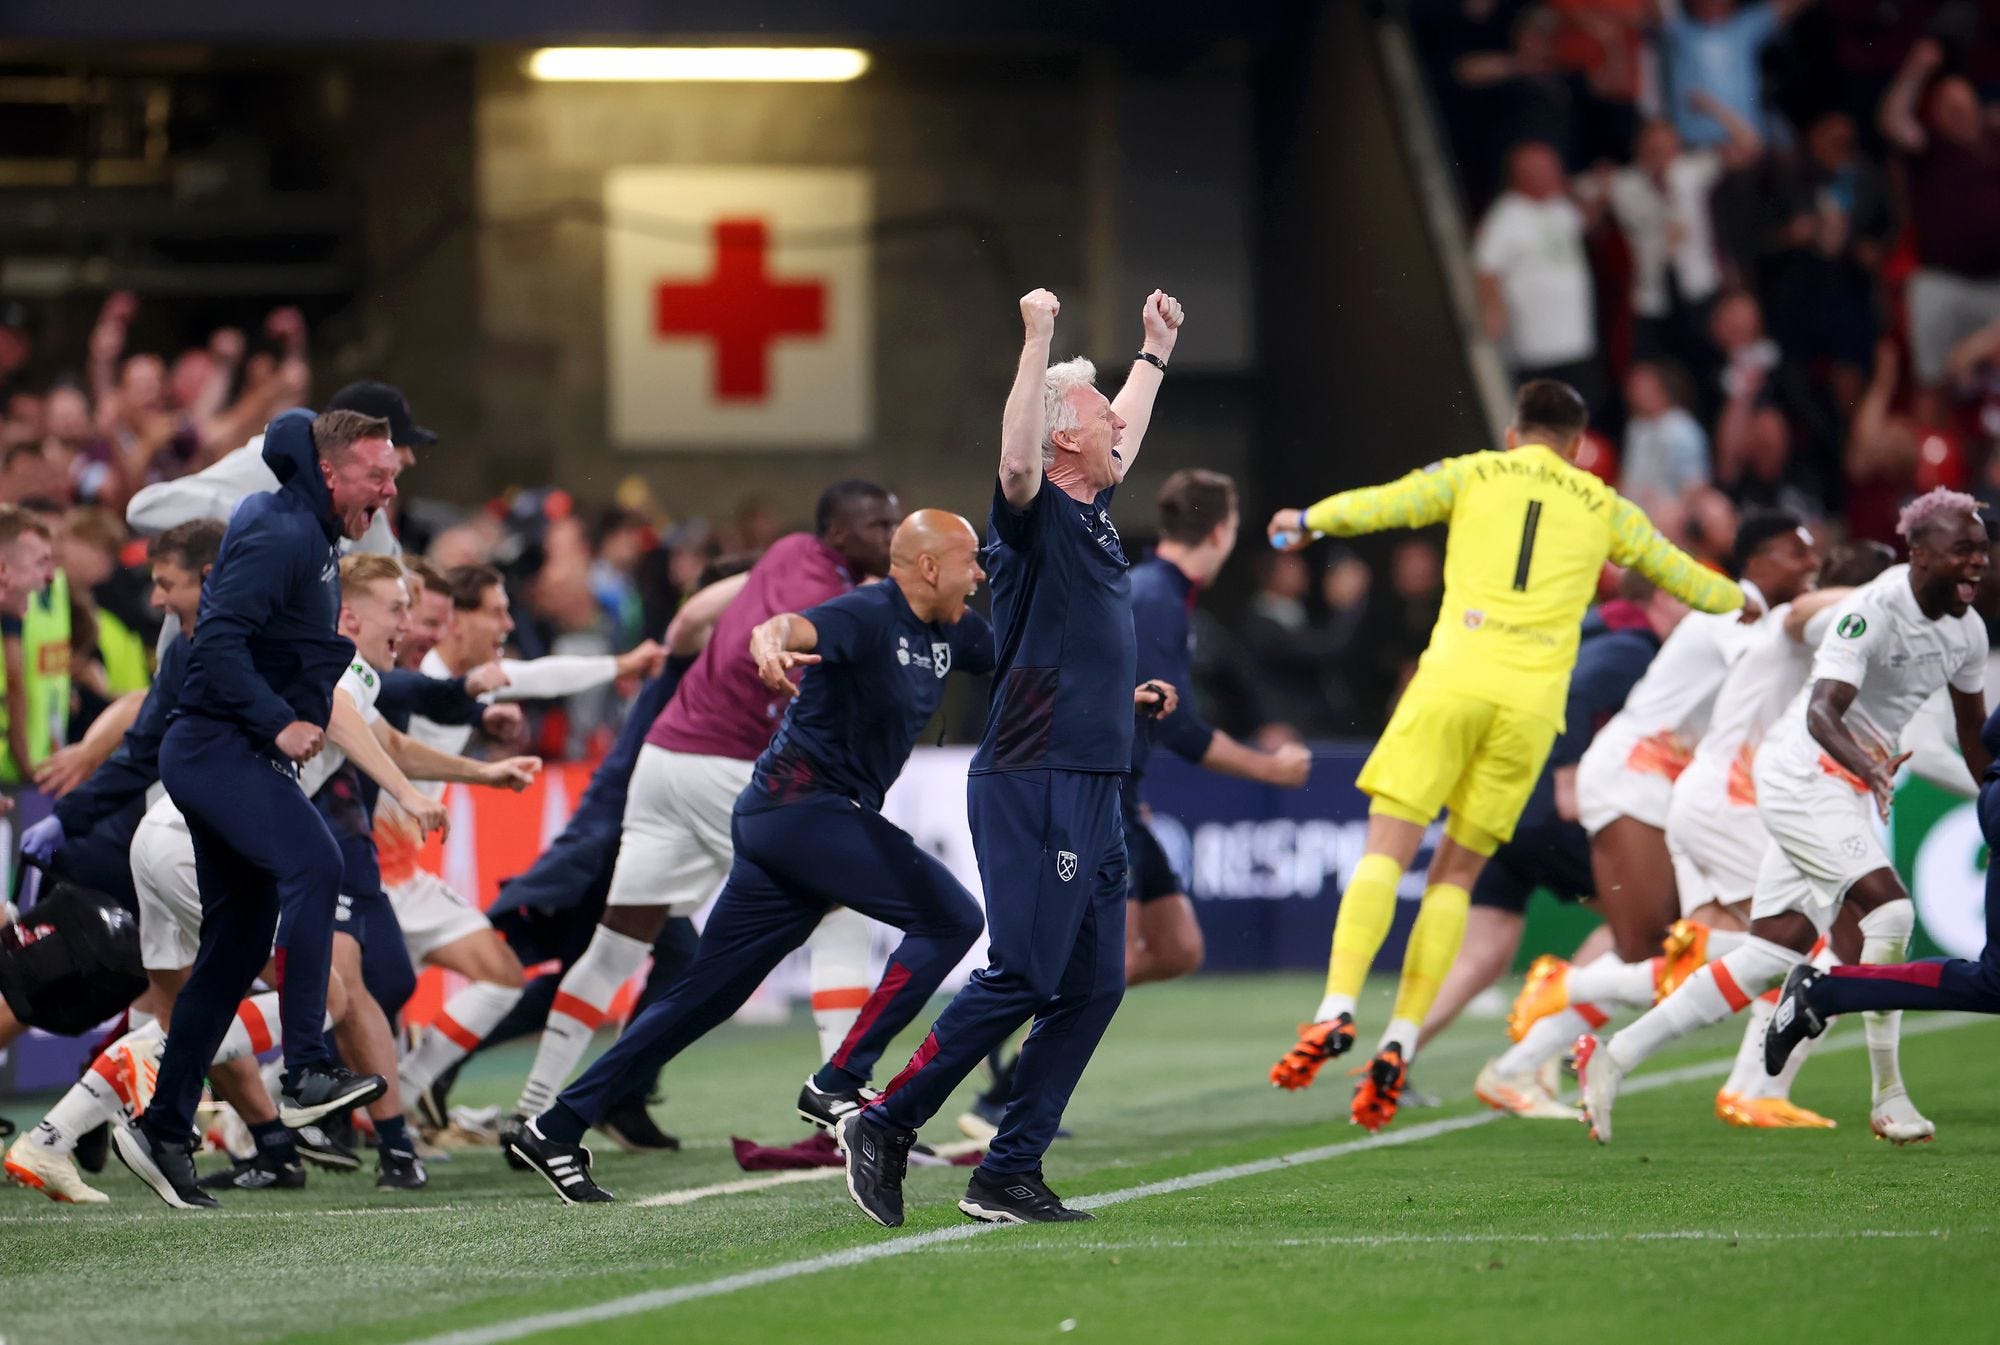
[1356, 676, 1557, 851]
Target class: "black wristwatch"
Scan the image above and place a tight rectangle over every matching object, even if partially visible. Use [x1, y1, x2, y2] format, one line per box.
[1135, 350, 1167, 372]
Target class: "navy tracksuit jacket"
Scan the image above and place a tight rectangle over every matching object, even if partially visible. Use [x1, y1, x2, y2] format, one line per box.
[143, 409, 357, 1146]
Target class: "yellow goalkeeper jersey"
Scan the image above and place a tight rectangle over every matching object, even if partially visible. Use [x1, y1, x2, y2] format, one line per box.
[1302, 443, 1744, 728]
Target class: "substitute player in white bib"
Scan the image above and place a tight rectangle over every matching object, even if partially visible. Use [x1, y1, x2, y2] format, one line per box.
[374, 563, 661, 1125]
[311, 556, 536, 1187]
[1576, 488, 1992, 1144]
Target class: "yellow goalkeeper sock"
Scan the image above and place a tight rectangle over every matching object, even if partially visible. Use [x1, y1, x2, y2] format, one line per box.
[1387, 882, 1472, 1039]
[1317, 853, 1404, 1021]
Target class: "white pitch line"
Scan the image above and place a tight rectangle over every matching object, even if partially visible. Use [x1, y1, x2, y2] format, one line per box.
[635, 1140, 983, 1208]
[0, 1202, 468, 1226]
[394, 1014, 1983, 1345]
[918, 1227, 1982, 1255]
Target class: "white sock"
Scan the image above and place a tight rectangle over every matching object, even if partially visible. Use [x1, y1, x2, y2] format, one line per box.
[1314, 992, 1357, 1023]
[806, 907, 875, 1066]
[515, 926, 650, 1117]
[403, 982, 521, 1094]
[1705, 928, 1749, 961]
[30, 1071, 124, 1155]
[1721, 996, 1774, 1098]
[1379, 1016, 1422, 1060]
[1565, 953, 1658, 1010]
[31, 1022, 166, 1152]
[1607, 938, 1798, 1073]
[213, 993, 281, 1066]
[1860, 900, 1914, 1103]
[1494, 1005, 1601, 1076]
[1745, 943, 1839, 1101]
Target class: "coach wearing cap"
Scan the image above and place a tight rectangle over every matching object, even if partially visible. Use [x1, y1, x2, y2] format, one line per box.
[125, 380, 436, 557]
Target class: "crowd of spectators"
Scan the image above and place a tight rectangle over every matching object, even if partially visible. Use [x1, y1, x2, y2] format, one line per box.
[1411, 0, 2000, 558]
[0, 292, 809, 786]
[20, 0, 2000, 758]
[1195, 1, 2000, 745]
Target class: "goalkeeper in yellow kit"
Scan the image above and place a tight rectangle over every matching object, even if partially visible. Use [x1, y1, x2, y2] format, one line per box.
[1264, 381, 1750, 1130]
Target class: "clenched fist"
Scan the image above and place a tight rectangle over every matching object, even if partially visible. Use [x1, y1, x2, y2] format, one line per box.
[1020, 289, 1060, 341]
[1265, 742, 1312, 789]
[484, 756, 543, 793]
[1140, 290, 1185, 358]
[275, 721, 324, 764]
[464, 661, 510, 697]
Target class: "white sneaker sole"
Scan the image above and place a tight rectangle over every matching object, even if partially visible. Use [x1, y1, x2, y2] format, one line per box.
[955, 1112, 999, 1144]
[4, 1150, 109, 1204]
[1870, 1117, 1936, 1145]
[278, 1077, 386, 1129]
[503, 1137, 606, 1205]
[958, 1198, 1028, 1224]
[109, 1126, 204, 1211]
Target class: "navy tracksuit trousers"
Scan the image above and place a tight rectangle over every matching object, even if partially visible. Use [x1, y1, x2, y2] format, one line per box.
[144, 715, 342, 1145]
[544, 792, 982, 1135]
[1809, 777, 2000, 1018]
[873, 768, 1127, 1176]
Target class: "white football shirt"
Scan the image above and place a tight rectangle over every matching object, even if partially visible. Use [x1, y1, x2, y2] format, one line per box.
[1762, 565, 1988, 779]
[300, 656, 385, 798]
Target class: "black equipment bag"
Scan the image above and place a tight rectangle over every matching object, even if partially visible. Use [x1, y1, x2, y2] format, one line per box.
[0, 859, 147, 1036]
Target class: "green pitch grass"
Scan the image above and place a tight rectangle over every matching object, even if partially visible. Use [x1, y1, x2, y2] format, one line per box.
[3, 975, 1996, 1345]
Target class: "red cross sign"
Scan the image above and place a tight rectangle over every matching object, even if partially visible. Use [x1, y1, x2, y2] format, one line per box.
[654, 219, 828, 400]
[606, 167, 871, 448]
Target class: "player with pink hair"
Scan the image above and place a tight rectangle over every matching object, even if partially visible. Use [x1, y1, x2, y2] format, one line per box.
[1573, 486, 1992, 1144]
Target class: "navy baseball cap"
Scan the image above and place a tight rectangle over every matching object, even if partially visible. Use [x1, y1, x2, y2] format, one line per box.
[327, 380, 438, 448]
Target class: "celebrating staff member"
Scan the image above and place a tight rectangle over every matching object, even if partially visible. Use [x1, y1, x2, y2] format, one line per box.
[119, 409, 400, 1210]
[505, 511, 994, 1202]
[1122, 469, 1310, 988]
[839, 287, 1184, 1228]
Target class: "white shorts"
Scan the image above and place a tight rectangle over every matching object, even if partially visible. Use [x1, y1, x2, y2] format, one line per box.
[131, 810, 200, 973]
[1664, 763, 1767, 915]
[604, 746, 755, 911]
[387, 870, 492, 969]
[1576, 729, 1678, 835]
[1749, 762, 1889, 934]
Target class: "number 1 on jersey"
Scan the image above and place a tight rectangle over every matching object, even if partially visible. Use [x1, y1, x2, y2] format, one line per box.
[1513, 500, 1543, 592]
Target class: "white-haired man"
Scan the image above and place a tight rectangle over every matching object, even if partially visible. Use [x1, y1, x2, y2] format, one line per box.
[1576, 487, 1991, 1143]
[838, 288, 1184, 1228]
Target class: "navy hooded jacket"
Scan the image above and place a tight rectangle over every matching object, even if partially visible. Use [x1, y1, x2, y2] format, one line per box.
[173, 408, 355, 746]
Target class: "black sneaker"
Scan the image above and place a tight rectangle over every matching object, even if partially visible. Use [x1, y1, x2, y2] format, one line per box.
[835, 1110, 916, 1228]
[376, 1147, 428, 1191]
[279, 1066, 387, 1128]
[798, 1077, 881, 1131]
[112, 1125, 218, 1210]
[959, 1167, 1092, 1224]
[599, 1098, 681, 1153]
[292, 1119, 362, 1172]
[198, 1153, 307, 1192]
[504, 1118, 613, 1204]
[75, 1121, 109, 1174]
[498, 1113, 532, 1171]
[1765, 963, 1829, 1076]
